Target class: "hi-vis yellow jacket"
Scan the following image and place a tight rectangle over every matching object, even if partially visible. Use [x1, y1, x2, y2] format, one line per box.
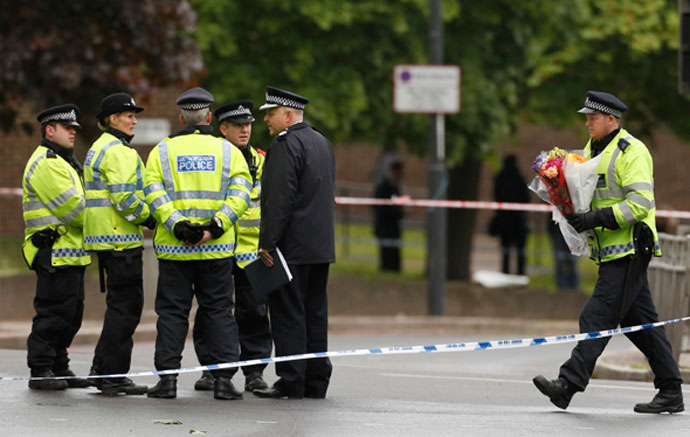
[144, 128, 251, 260]
[234, 146, 265, 268]
[83, 131, 151, 251]
[22, 143, 90, 267]
[585, 128, 661, 263]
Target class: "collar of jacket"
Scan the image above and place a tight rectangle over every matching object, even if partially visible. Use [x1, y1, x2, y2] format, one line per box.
[591, 127, 621, 157]
[278, 121, 310, 138]
[40, 138, 83, 175]
[169, 124, 214, 138]
[105, 127, 134, 146]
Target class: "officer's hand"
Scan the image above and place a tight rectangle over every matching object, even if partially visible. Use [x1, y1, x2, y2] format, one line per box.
[142, 215, 157, 230]
[566, 211, 600, 233]
[174, 221, 204, 245]
[31, 229, 57, 249]
[190, 230, 213, 247]
[258, 248, 274, 267]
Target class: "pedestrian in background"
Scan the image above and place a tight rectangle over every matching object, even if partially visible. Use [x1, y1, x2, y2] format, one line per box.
[547, 217, 580, 291]
[192, 99, 271, 394]
[373, 158, 405, 272]
[533, 91, 683, 414]
[21, 105, 91, 390]
[255, 86, 335, 399]
[144, 87, 251, 400]
[490, 154, 530, 275]
[83, 92, 154, 395]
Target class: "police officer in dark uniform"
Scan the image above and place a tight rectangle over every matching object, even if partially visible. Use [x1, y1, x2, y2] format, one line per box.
[193, 100, 271, 393]
[533, 91, 683, 414]
[253, 86, 335, 399]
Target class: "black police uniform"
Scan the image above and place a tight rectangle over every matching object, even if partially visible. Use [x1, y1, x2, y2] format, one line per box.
[373, 176, 403, 271]
[258, 87, 336, 399]
[193, 100, 272, 389]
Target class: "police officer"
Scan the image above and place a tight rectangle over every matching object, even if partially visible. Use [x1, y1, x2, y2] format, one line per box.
[193, 100, 271, 393]
[84, 93, 154, 395]
[22, 105, 91, 390]
[144, 87, 252, 400]
[253, 86, 335, 399]
[533, 91, 684, 414]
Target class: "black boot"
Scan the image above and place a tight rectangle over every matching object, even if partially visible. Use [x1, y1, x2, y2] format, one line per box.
[244, 372, 268, 392]
[214, 376, 243, 400]
[533, 375, 576, 410]
[634, 386, 684, 414]
[194, 371, 215, 391]
[100, 377, 149, 396]
[147, 375, 177, 399]
[28, 369, 68, 391]
[53, 368, 91, 389]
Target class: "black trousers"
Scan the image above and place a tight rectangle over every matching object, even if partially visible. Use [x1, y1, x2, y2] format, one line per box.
[91, 248, 144, 375]
[379, 245, 401, 272]
[154, 258, 239, 378]
[193, 265, 272, 375]
[268, 263, 332, 398]
[499, 233, 527, 275]
[559, 255, 682, 391]
[27, 248, 85, 373]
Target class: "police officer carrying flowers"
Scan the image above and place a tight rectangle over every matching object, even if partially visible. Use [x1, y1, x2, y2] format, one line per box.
[83, 93, 154, 395]
[533, 91, 684, 414]
[144, 87, 252, 400]
[22, 105, 91, 390]
[193, 100, 271, 393]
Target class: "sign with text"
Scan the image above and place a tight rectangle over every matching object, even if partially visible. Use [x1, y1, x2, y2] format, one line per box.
[131, 118, 171, 146]
[393, 65, 460, 114]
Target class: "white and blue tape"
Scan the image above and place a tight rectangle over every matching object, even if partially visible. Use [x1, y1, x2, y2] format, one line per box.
[3, 316, 689, 382]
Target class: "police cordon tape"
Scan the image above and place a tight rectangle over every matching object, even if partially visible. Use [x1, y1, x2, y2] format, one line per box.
[2, 316, 689, 382]
[3, 187, 690, 219]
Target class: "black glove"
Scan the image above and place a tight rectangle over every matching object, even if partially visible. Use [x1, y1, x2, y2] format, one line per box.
[206, 216, 224, 239]
[173, 220, 204, 245]
[141, 215, 157, 230]
[566, 208, 618, 233]
[31, 229, 58, 248]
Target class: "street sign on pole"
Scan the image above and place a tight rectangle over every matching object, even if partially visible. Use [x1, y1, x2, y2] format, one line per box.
[393, 65, 460, 114]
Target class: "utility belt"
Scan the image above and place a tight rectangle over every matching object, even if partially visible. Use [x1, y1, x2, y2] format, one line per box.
[25, 225, 68, 270]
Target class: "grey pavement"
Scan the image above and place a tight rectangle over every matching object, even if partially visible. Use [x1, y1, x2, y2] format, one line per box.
[0, 331, 688, 436]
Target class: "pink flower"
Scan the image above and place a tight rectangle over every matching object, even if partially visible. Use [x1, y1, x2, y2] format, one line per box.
[544, 166, 558, 178]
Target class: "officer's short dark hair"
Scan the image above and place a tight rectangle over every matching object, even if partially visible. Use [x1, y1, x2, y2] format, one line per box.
[40, 122, 57, 138]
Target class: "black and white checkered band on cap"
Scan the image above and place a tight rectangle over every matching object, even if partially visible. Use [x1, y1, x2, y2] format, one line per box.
[41, 110, 77, 124]
[218, 105, 252, 120]
[179, 102, 212, 110]
[176, 87, 214, 111]
[259, 86, 309, 110]
[583, 97, 621, 118]
[265, 94, 305, 110]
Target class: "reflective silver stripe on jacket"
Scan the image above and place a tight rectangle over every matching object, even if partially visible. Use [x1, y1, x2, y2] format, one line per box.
[238, 219, 260, 228]
[227, 188, 250, 207]
[90, 140, 121, 183]
[24, 154, 47, 195]
[61, 198, 85, 223]
[114, 193, 138, 212]
[169, 190, 225, 201]
[164, 211, 184, 231]
[46, 187, 79, 211]
[86, 198, 113, 208]
[23, 200, 46, 212]
[219, 140, 233, 195]
[593, 136, 635, 199]
[230, 176, 253, 192]
[178, 209, 216, 218]
[108, 183, 137, 193]
[220, 204, 239, 224]
[25, 215, 62, 228]
[249, 199, 261, 209]
[159, 142, 174, 194]
[149, 194, 173, 212]
[86, 181, 108, 190]
[144, 182, 166, 196]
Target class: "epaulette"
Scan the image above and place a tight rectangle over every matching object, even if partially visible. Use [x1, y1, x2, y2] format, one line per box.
[618, 137, 631, 152]
[255, 148, 266, 156]
[46, 149, 57, 159]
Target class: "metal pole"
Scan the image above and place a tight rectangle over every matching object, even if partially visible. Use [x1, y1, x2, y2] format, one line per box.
[428, 0, 446, 315]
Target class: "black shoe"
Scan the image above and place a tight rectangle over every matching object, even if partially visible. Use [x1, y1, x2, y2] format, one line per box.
[100, 377, 148, 396]
[244, 372, 268, 392]
[253, 386, 290, 399]
[28, 369, 68, 391]
[634, 386, 684, 414]
[147, 375, 177, 399]
[194, 371, 215, 391]
[214, 376, 243, 400]
[533, 375, 575, 410]
[53, 368, 91, 389]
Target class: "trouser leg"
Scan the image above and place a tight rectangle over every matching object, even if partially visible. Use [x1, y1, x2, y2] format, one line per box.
[194, 258, 239, 378]
[559, 257, 628, 390]
[92, 249, 144, 374]
[268, 264, 307, 398]
[304, 264, 332, 398]
[234, 267, 272, 375]
[153, 259, 194, 372]
[27, 249, 85, 373]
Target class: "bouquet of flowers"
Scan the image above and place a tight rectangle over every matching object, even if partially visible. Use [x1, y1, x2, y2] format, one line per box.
[528, 147, 602, 256]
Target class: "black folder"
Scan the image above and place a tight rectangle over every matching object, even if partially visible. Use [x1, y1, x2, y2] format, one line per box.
[244, 247, 293, 301]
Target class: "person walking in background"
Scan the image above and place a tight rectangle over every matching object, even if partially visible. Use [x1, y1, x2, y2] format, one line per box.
[490, 154, 530, 275]
[533, 91, 683, 414]
[83, 93, 154, 395]
[373, 158, 405, 272]
[547, 217, 580, 291]
[255, 86, 335, 399]
[21, 104, 91, 390]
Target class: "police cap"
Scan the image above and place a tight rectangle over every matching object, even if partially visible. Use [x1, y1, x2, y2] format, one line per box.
[37, 104, 81, 129]
[259, 86, 309, 110]
[176, 87, 214, 110]
[214, 100, 255, 124]
[96, 92, 144, 121]
[577, 91, 627, 118]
